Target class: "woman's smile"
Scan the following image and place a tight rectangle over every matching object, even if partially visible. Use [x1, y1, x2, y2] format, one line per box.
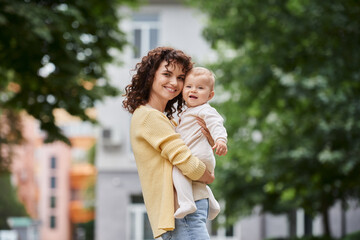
[164, 86, 177, 93]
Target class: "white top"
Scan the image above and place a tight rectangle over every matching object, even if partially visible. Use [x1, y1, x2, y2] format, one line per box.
[176, 103, 227, 172]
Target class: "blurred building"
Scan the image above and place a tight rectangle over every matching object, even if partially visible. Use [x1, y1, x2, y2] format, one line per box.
[7, 217, 40, 240]
[11, 115, 40, 220]
[95, 1, 360, 240]
[9, 115, 41, 240]
[69, 163, 96, 224]
[11, 111, 97, 240]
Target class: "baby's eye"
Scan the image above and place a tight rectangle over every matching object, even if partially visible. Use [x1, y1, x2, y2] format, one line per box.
[198, 86, 204, 89]
[185, 85, 191, 88]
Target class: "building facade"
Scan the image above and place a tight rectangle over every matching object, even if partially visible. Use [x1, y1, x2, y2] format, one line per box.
[95, 1, 360, 240]
[37, 111, 97, 240]
[10, 115, 40, 220]
[10, 111, 97, 240]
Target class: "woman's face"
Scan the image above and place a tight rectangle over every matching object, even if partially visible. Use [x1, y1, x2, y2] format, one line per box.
[149, 60, 185, 106]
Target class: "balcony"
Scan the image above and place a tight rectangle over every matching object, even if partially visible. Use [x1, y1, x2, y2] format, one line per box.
[69, 163, 96, 224]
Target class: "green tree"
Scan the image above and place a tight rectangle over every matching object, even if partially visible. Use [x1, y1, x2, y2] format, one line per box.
[0, 172, 28, 229]
[0, 0, 137, 169]
[190, 0, 360, 236]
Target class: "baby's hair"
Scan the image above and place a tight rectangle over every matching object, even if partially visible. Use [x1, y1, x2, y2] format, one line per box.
[122, 46, 193, 119]
[187, 67, 216, 90]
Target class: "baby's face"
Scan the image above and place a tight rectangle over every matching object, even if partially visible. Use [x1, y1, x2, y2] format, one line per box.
[182, 74, 214, 107]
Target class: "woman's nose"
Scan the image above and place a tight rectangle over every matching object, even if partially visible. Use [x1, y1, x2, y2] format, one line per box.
[169, 76, 177, 85]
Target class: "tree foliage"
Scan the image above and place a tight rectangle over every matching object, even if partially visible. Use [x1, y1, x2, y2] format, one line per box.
[0, 172, 28, 229]
[0, 0, 136, 143]
[0, 110, 23, 172]
[0, 0, 137, 170]
[190, 0, 360, 235]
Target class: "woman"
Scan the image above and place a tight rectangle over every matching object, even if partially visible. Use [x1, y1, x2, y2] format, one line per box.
[122, 47, 214, 240]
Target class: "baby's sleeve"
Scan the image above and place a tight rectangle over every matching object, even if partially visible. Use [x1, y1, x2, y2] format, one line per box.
[199, 106, 228, 144]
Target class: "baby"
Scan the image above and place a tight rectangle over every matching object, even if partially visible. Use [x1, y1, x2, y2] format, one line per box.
[173, 67, 228, 220]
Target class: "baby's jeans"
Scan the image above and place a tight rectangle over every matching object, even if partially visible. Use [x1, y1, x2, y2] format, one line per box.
[161, 198, 210, 240]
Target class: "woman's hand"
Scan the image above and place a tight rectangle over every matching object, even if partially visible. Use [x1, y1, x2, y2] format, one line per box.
[196, 116, 215, 146]
[197, 169, 215, 185]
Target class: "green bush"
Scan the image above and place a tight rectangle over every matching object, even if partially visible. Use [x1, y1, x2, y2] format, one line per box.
[266, 232, 360, 240]
[265, 236, 335, 240]
[0, 172, 28, 229]
[342, 231, 360, 240]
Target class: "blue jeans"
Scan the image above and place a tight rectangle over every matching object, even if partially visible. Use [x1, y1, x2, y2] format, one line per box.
[161, 198, 210, 240]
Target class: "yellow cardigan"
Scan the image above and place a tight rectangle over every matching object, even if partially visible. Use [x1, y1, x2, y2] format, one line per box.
[130, 105, 206, 238]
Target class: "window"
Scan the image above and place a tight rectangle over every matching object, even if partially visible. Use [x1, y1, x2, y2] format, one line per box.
[143, 212, 153, 239]
[50, 177, 56, 189]
[128, 195, 153, 240]
[50, 216, 56, 229]
[132, 14, 159, 58]
[210, 214, 235, 240]
[50, 156, 56, 169]
[102, 128, 111, 139]
[131, 195, 144, 204]
[50, 196, 56, 208]
[226, 225, 234, 237]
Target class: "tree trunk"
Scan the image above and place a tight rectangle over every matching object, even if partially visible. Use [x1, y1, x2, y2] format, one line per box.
[321, 206, 331, 237]
[260, 213, 266, 240]
[304, 213, 313, 236]
[288, 209, 297, 238]
[341, 200, 346, 237]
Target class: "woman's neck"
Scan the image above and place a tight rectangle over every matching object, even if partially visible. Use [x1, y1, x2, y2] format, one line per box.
[147, 98, 166, 112]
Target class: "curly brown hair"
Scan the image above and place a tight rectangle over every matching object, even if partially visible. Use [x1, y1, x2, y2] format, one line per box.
[122, 47, 193, 119]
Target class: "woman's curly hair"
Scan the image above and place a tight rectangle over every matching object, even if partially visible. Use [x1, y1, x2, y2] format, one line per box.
[122, 47, 193, 119]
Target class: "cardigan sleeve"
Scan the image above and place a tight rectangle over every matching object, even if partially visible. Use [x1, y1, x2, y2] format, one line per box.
[142, 110, 206, 180]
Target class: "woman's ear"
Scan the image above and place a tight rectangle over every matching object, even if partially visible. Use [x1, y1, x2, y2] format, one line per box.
[208, 91, 215, 101]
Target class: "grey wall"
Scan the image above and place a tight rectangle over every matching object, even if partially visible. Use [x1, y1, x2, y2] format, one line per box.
[95, 170, 142, 240]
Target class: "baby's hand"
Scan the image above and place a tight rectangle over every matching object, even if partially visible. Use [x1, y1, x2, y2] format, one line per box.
[212, 140, 227, 156]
